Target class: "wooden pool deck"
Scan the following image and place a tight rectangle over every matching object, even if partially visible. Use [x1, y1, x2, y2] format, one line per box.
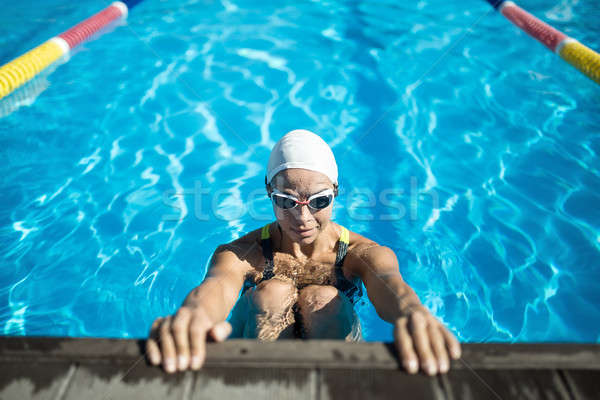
[1, 337, 599, 399]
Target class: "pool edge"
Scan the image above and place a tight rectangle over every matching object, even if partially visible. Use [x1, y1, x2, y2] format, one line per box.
[1, 336, 599, 399]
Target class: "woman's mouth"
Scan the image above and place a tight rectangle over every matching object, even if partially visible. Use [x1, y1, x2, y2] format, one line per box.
[293, 227, 315, 237]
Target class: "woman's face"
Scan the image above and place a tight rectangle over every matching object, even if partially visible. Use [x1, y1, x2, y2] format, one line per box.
[269, 168, 335, 245]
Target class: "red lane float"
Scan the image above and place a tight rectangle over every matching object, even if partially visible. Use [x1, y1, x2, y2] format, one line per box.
[59, 2, 127, 49]
[499, 1, 566, 52]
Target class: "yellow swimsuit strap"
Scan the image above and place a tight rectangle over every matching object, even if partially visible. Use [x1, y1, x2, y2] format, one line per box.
[261, 223, 271, 240]
[260, 223, 275, 281]
[339, 225, 349, 244]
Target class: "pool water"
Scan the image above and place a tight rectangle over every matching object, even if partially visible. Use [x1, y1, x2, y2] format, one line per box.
[1, 0, 599, 342]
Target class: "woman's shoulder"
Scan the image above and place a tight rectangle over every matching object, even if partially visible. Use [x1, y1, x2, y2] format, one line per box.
[341, 226, 379, 252]
[341, 226, 397, 276]
[214, 224, 268, 266]
[344, 226, 396, 261]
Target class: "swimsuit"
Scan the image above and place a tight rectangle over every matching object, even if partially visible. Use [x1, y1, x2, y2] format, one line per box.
[241, 222, 363, 305]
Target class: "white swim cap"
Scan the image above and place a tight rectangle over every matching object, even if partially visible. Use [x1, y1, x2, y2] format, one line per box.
[266, 129, 338, 185]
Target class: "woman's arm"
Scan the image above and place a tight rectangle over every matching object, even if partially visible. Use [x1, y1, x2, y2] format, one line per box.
[182, 244, 251, 321]
[353, 246, 422, 322]
[146, 243, 253, 373]
[347, 244, 461, 375]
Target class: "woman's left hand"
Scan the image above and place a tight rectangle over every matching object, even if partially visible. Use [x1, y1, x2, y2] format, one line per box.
[393, 307, 461, 375]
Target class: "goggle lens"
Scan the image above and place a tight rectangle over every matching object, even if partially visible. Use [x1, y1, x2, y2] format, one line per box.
[273, 196, 298, 209]
[271, 190, 333, 210]
[310, 194, 332, 209]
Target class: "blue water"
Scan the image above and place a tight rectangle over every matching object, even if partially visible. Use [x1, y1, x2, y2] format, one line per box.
[1, 0, 599, 342]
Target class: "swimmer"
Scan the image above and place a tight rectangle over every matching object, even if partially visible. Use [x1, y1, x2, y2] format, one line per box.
[146, 129, 461, 375]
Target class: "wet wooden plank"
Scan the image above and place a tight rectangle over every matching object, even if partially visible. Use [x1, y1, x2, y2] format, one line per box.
[0, 360, 74, 400]
[443, 369, 571, 400]
[561, 370, 600, 400]
[458, 344, 600, 370]
[320, 369, 444, 400]
[61, 362, 190, 400]
[0, 336, 142, 362]
[204, 340, 401, 369]
[0, 337, 402, 370]
[2, 337, 600, 400]
[191, 367, 316, 400]
[3, 337, 599, 370]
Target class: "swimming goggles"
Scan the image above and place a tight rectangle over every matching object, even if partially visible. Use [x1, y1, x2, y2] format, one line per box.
[270, 188, 334, 210]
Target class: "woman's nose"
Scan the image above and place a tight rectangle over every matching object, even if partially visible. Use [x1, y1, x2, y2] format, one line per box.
[292, 204, 314, 223]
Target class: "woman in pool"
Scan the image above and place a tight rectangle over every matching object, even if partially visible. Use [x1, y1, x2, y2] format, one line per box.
[146, 129, 461, 375]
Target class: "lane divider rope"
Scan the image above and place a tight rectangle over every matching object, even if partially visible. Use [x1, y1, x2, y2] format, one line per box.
[486, 0, 600, 85]
[0, 1, 129, 100]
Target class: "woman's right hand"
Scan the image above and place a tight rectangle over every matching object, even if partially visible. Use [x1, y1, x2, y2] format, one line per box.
[146, 306, 232, 373]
